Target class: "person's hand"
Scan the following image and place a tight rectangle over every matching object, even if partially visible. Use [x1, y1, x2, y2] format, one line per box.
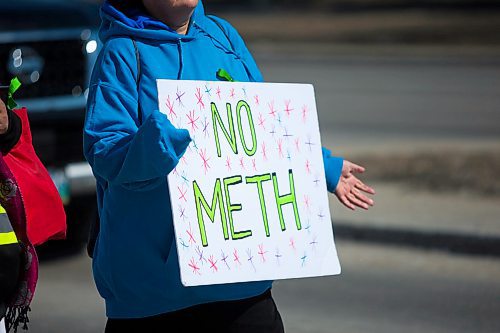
[0, 98, 8, 135]
[334, 160, 375, 210]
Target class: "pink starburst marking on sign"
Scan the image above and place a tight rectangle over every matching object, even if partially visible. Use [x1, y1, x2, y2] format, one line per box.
[208, 255, 218, 272]
[233, 249, 242, 266]
[301, 104, 308, 122]
[261, 142, 268, 161]
[257, 113, 266, 130]
[199, 148, 211, 174]
[178, 186, 188, 202]
[229, 88, 236, 98]
[252, 159, 257, 171]
[186, 225, 196, 244]
[195, 87, 205, 109]
[289, 237, 296, 251]
[188, 258, 201, 275]
[254, 94, 260, 105]
[305, 160, 311, 174]
[284, 100, 294, 117]
[294, 138, 300, 152]
[277, 139, 284, 158]
[165, 95, 176, 118]
[239, 157, 245, 170]
[258, 244, 268, 263]
[216, 86, 222, 100]
[187, 109, 199, 131]
[225, 156, 232, 171]
[304, 195, 311, 212]
[268, 100, 277, 118]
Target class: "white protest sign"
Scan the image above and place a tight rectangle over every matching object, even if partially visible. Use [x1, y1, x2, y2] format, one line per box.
[157, 79, 341, 286]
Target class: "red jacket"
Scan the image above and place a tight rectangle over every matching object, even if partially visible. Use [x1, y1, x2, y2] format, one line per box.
[3, 108, 66, 245]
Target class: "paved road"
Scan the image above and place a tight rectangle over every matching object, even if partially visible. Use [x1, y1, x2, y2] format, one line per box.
[30, 240, 500, 333]
[274, 241, 500, 333]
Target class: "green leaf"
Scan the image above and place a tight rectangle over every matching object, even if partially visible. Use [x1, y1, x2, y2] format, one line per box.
[7, 77, 21, 110]
[216, 68, 236, 82]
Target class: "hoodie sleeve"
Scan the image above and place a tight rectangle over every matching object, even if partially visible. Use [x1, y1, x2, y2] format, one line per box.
[322, 147, 343, 193]
[84, 39, 191, 191]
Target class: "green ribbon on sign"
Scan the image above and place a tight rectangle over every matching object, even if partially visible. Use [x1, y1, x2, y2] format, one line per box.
[8, 77, 21, 110]
[216, 68, 236, 82]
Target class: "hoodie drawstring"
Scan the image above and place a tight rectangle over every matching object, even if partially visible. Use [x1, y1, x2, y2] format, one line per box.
[177, 38, 184, 80]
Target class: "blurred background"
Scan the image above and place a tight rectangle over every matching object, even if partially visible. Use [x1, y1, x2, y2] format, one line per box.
[1, 0, 499, 332]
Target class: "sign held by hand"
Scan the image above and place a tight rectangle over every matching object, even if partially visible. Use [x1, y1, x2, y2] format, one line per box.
[157, 79, 341, 286]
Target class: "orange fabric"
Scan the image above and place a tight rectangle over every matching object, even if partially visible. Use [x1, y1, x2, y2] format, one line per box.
[3, 108, 66, 245]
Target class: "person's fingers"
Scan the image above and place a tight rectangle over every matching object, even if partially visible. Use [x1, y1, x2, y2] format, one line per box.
[355, 180, 376, 194]
[353, 189, 374, 207]
[340, 194, 356, 210]
[347, 193, 369, 210]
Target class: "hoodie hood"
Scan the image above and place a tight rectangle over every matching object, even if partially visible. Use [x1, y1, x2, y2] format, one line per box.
[100, 0, 205, 42]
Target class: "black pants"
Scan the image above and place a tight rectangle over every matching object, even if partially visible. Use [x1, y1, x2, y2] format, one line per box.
[105, 289, 284, 333]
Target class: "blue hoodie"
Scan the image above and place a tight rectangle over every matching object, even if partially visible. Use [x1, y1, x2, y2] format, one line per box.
[84, 0, 343, 319]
